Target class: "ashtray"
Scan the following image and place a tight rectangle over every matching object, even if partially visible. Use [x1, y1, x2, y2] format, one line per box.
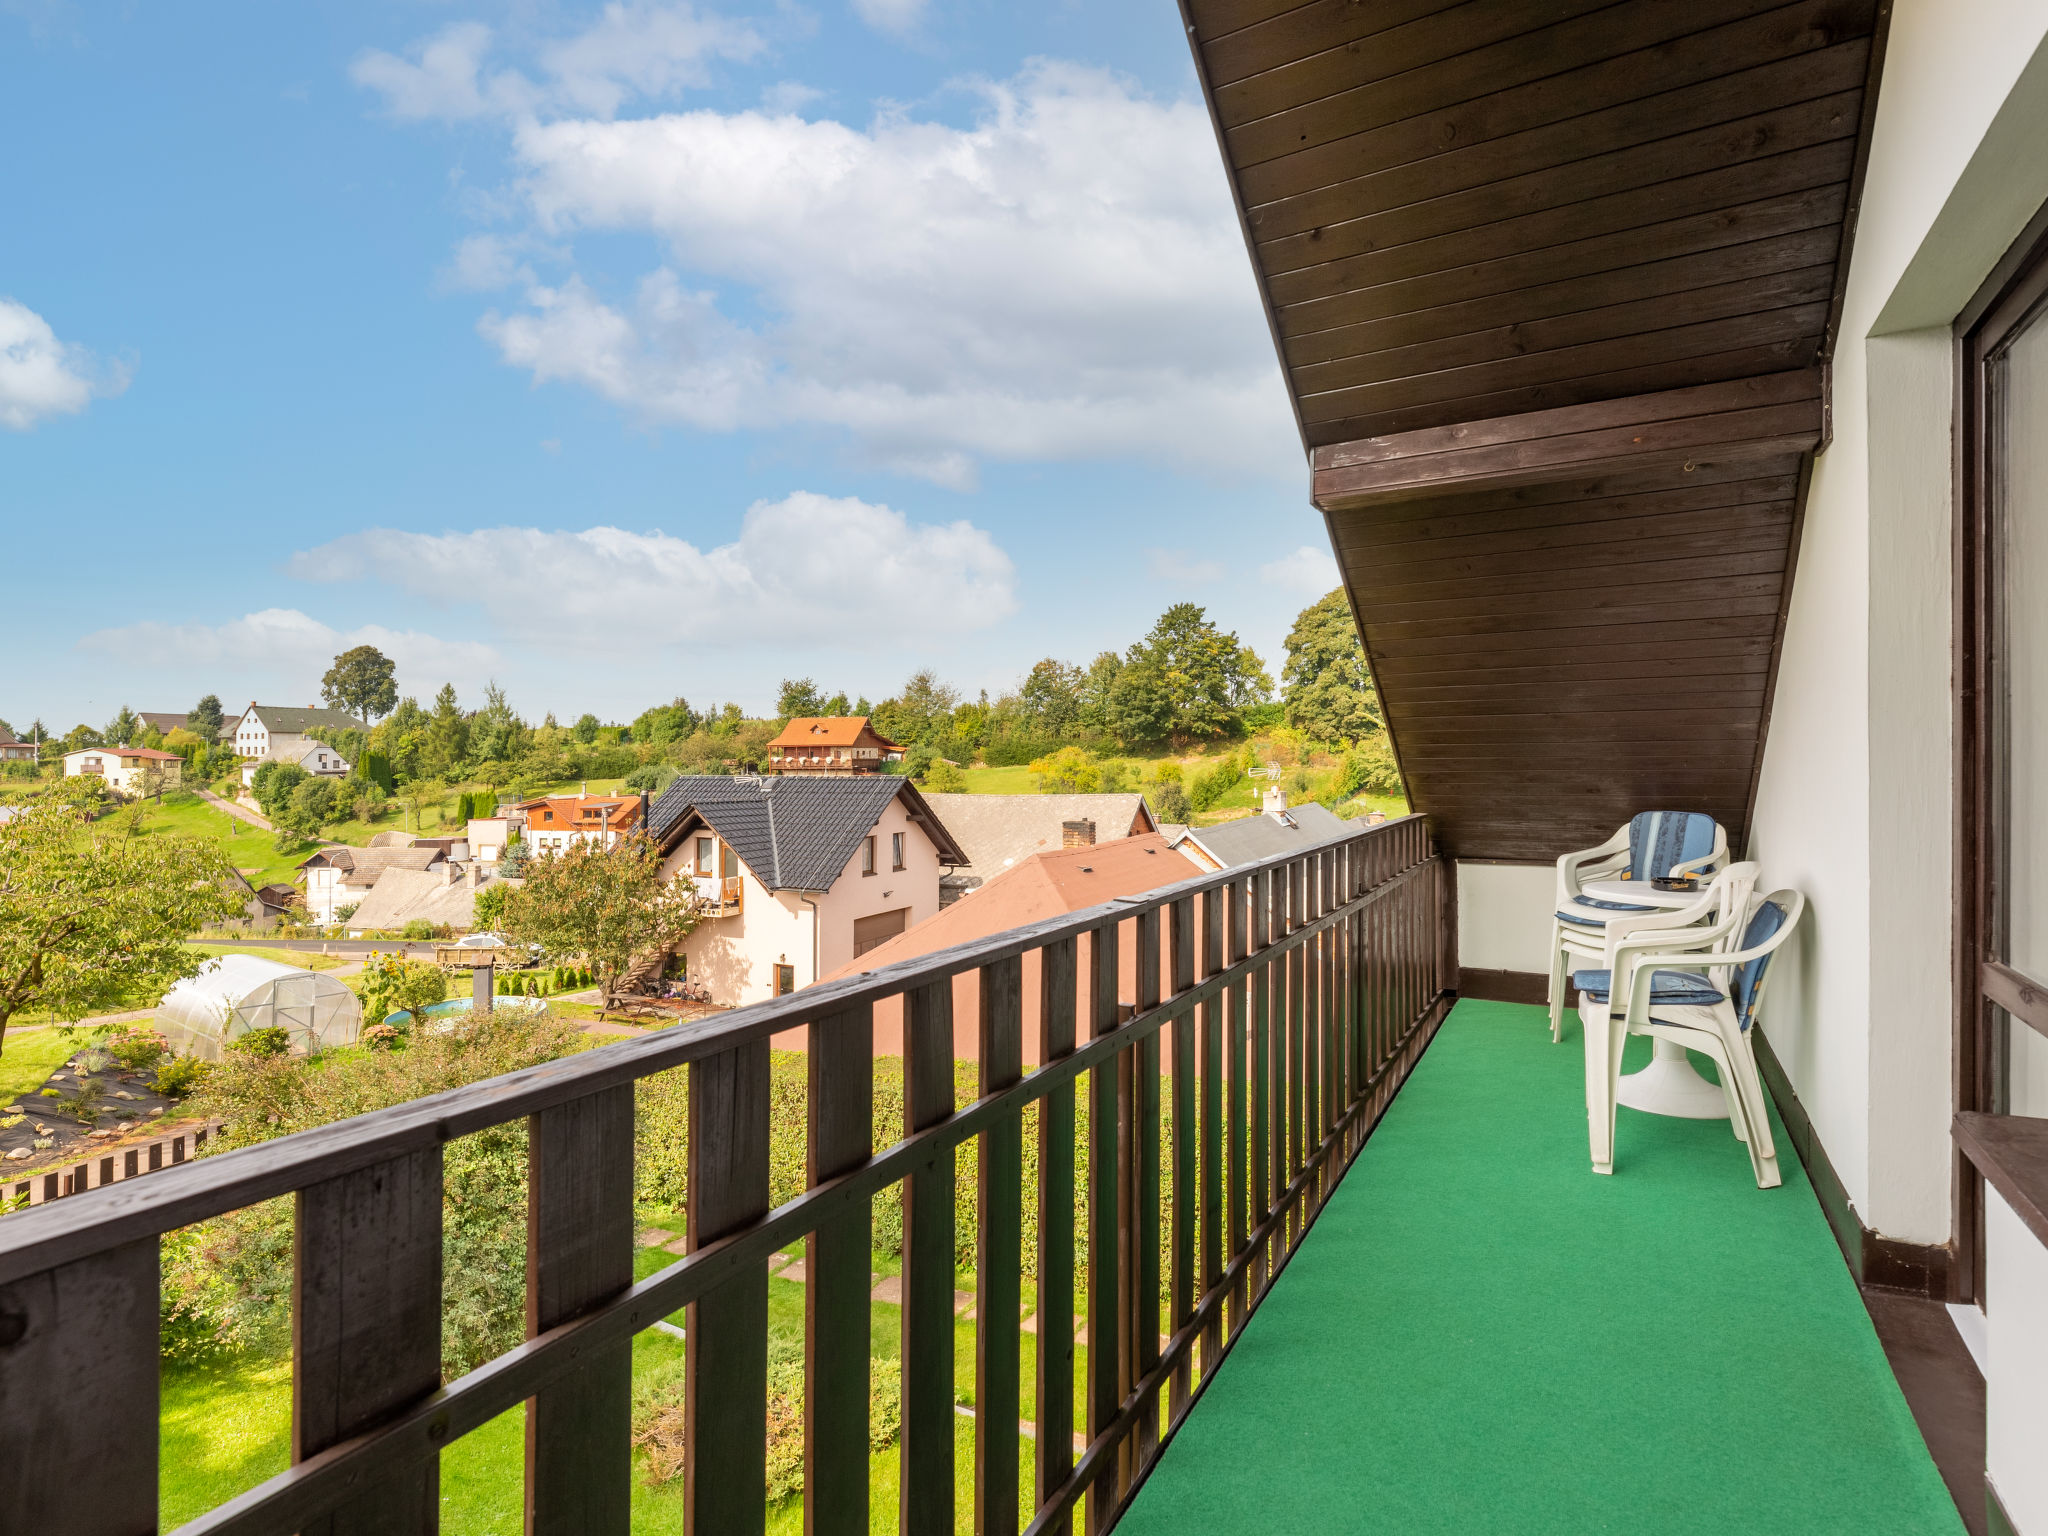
[1651, 876, 1699, 892]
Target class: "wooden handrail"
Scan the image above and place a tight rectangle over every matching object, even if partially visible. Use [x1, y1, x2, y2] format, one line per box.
[0, 815, 1453, 1536]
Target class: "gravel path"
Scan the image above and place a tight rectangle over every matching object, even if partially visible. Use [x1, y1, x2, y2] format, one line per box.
[195, 787, 274, 832]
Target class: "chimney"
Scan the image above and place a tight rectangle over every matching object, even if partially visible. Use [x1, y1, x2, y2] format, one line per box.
[1262, 784, 1290, 819]
[1062, 819, 1096, 849]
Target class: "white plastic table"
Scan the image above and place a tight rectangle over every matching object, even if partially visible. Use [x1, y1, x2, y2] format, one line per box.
[1578, 878, 1729, 1121]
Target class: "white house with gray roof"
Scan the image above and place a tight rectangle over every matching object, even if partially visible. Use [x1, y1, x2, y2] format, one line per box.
[226, 703, 361, 763]
[646, 775, 967, 1007]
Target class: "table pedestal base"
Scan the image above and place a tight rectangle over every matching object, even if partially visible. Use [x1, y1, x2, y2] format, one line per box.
[1616, 1037, 1728, 1119]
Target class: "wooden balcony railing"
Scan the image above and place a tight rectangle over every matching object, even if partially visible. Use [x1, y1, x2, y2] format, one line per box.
[0, 815, 1453, 1536]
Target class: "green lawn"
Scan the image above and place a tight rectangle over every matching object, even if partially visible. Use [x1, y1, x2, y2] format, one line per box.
[0, 1026, 81, 1102]
[187, 943, 348, 971]
[119, 793, 309, 886]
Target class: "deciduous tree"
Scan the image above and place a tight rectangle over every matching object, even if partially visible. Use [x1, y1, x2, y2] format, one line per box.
[322, 645, 398, 727]
[0, 802, 244, 1054]
[1282, 589, 1383, 744]
[500, 837, 698, 1017]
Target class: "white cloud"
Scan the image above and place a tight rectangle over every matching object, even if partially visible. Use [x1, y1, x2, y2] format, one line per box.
[467, 61, 1295, 485]
[760, 80, 823, 115]
[0, 299, 126, 431]
[77, 609, 499, 686]
[852, 0, 929, 35]
[288, 491, 1016, 647]
[1146, 547, 1223, 585]
[1259, 544, 1339, 595]
[351, 5, 761, 123]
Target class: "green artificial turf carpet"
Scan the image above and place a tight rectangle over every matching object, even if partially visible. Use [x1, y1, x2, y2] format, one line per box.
[1114, 999, 1961, 1536]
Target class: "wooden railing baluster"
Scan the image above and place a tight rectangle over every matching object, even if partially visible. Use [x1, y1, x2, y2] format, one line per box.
[1281, 858, 1302, 1249]
[1223, 878, 1248, 1339]
[526, 1084, 635, 1536]
[1197, 885, 1223, 1376]
[901, 982, 956, 1536]
[0, 1238, 158, 1535]
[1131, 907, 1163, 1466]
[977, 957, 1025, 1536]
[1166, 895, 1195, 1422]
[686, 1040, 772, 1536]
[807, 1004, 875, 1536]
[1247, 868, 1272, 1300]
[1034, 936, 1079, 1536]
[1085, 918, 1122, 1536]
[295, 1148, 444, 1535]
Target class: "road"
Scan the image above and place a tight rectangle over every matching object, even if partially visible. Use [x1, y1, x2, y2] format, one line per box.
[195, 787, 274, 832]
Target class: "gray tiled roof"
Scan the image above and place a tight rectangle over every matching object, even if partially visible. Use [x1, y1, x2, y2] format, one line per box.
[243, 704, 364, 734]
[1182, 802, 1353, 868]
[917, 793, 1156, 885]
[648, 775, 966, 892]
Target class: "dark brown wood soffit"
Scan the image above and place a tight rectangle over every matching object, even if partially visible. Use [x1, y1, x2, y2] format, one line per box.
[1181, 0, 1884, 860]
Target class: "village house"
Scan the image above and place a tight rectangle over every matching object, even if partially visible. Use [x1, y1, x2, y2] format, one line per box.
[1167, 785, 1353, 873]
[918, 792, 1159, 905]
[134, 712, 191, 738]
[646, 775, 965, 1005]
[819, 831, 1195, 1064]
[516, 792, 642, 856]
[765, 716, 902, 775]
[0, 738, 37, 763]
[239, 738, 352, 789]
[296, 844, 449, 927]
[223, 703, 360, 764]
[60, 744, 182, 796]
[344, 861, 496, 936]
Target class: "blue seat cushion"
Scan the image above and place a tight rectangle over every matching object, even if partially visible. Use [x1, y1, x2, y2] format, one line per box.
[1571, 968, 1727, 1007]
[1731, 899, 1790, 1025]
[1556, 896, 1657, 927]
[1625, 810, 1719, 882]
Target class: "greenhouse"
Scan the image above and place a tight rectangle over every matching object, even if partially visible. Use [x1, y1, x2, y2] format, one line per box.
[156, 954, 363, 1060]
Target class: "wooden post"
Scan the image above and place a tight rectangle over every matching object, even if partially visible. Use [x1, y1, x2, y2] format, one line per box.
[807, 1004, 874, 1536]
[901, 982, 955, 1536]
[295, 1148, 444, 1535]
[526, 1084, 635, 1536]
[976, 957, 1024, 1536]
[686, 1040, 771, 1536]
[1034, 936, 1078, 1534]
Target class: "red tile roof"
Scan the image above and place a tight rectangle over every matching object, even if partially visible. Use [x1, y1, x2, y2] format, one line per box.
[768, 716, 900, 750]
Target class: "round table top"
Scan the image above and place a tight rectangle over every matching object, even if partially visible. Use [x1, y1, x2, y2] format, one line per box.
[1580, 876, 1707, 909]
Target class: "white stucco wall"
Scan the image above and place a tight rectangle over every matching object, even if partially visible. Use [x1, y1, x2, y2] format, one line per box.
[1456, 863, 1555, 975]
[1748, 1, 2048, 1243]
[676, 796, 946, 1005]
[1985, 1188, 2048, 1533]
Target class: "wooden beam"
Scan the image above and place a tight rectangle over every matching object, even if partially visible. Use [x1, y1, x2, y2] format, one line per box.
[1312, 372, 1822, 510]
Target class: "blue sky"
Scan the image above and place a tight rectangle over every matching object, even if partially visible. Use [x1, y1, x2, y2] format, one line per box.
[0, 0, 1332, 734]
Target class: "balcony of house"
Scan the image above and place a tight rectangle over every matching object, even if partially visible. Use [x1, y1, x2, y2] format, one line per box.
[768, 747, 890, 775]
[691, 872, 744, 918]
[0, 816, 1974, 1536]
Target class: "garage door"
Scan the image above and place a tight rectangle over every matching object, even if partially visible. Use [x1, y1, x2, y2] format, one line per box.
[853, 907, 910, 958]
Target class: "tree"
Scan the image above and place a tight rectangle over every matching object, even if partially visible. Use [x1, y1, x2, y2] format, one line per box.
[573, 713, 601, 745]
[425, 685, 468, 777]
[1282, 589, 1383, 744]
[468, 681, 524, 763]
[1151, 780, 1193, 823]
[253, 762, 308, 820]
[1028, 746, 1102, 794]
[872, 669, 960, 747]
[500, 837, 699, 1017]
[1078, 651, 1124, 736]
[1018, 658, 1085, 738]
[1103, 655, 1174, 749]
[633, 697, 698, 747]
[777, 678, 826, 719]
[104, 705, 140, 746]
[187, 695, 225, 741]
[358, 952, 449, 1027]
[1129, 603, 1272, 744]
[498, 831, 529, 877]
[471, 880, 509, 931]
[322, 646, 398, 727]
[404, 777, 447, 833]
[923, 760, 969, 793]
[0, 802, 245, 1054]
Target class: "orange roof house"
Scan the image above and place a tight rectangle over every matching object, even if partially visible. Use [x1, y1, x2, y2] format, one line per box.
[767, 717, 901, 775]
[515, 793, 643, 854]
[809, 833, 1204, 1064]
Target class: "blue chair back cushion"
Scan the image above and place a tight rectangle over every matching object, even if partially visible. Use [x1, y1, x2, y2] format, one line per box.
[1626, 811, 1718, 880]
[1571, 968, 1728, 1007]
[1556, 896, 1658, 927]
[1731, 899, 1788, 1025]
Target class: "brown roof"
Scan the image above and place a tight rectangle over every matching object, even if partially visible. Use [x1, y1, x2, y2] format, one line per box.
[516, 795, 643, 830]
[813, 834, 1203, 1065]
[768, 716, 900, 750]
[298, 846, 443, 885]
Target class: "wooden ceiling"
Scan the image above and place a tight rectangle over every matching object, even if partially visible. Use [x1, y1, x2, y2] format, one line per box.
[1182, 0, 1886, 859]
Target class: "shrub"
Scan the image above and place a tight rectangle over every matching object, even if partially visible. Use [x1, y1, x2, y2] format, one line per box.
[1028, 745, 1099, 794]
[106, 1027, 171, 1073]
[228, 1026, 292, 1059]
[922, 760, 968, 793]
[1188, 749, 1250, 812]
[1151, 781, 1193, 823]
[163, 1010, 584, 1372]
[401, 918, 435, 940]
[153, 1054, 212, 1099]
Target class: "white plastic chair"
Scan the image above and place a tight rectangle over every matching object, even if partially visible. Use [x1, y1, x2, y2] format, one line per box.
[1573, 887, 1805, 1190]
[1546, 811, 1730, 1042]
